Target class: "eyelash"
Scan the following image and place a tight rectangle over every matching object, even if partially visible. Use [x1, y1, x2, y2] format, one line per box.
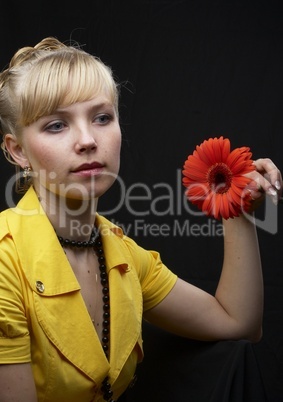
[45, 121, 65, 133]
[95, 114, 112, 124]
[44, 113, 113, 133]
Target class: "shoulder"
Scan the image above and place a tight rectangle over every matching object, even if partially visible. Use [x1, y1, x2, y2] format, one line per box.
[0, 210, 11, 242]
[96, 213, 158, 266]
[96, 214, 177, 292]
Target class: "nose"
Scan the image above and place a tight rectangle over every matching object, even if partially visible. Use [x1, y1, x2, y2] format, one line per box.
[75, 126, 97, 153]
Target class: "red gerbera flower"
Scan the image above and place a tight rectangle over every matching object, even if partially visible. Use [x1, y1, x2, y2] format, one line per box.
[182, 136, 255, 220]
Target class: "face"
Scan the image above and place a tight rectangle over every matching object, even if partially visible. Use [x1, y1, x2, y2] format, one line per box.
[18, 95, 121, 203]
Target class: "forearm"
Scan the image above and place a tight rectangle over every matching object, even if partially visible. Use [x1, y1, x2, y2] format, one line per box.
[215, 214, 263, 341]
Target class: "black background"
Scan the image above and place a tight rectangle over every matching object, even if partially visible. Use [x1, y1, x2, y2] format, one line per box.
[0, 1, 282, 400]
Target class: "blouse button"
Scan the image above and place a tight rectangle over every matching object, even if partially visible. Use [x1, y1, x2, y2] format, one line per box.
[36, 280, 45, 293]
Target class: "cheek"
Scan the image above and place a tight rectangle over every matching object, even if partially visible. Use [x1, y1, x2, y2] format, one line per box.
[113, 138, 122, 170]
[28, 145, 60, 173]
[107, 132, 121, 161]
[114, 136, 122, 156]
[26, 144, 45, 168]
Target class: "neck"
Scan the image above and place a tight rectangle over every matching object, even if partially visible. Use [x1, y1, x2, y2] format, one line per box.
[36, 186, 98, 241]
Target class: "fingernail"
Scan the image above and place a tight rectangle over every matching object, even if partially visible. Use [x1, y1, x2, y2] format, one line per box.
[246, 189, 256, 200]
[268, 187, 277, 196]
[275, 180, 281, 190]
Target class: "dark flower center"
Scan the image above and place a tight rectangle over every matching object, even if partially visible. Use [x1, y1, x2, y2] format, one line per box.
[207, 163, 232, 194]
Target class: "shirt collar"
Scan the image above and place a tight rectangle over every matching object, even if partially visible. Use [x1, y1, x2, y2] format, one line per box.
[7, 187, 129, 294]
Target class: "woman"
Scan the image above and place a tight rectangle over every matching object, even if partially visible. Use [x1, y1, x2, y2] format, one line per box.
[0, 37, 281, 402]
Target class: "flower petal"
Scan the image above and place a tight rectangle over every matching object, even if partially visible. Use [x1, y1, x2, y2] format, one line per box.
[183, 155, 210, 182]
[221, 137, 231, 161]
[182, 136, 254, 220]
[211, 137, 223, 162]
[196, 140, 216, 165]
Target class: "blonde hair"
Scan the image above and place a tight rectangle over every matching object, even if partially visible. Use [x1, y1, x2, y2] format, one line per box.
[0, 37, 119, 164]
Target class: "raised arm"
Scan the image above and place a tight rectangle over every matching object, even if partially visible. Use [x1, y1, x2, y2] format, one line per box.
[144, 158, 281, 342]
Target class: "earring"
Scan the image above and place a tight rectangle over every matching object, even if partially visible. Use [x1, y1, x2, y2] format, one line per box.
[23, 165, 31, 178]
[15, 165, 32, 194]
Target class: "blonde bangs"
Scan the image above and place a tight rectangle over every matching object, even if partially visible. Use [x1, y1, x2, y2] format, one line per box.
[19, 50, 118, 126]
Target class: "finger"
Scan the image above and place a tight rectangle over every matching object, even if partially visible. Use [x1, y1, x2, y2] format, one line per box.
[246, 174, 278, 205]
[253, 158, 282, 192]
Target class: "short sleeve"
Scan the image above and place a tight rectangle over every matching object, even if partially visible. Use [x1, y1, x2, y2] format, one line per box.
[122, 236, 178, 312]
[0, 223, 31, 363]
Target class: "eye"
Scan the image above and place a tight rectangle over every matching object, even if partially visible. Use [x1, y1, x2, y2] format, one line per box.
[94, 114, 112, 125]
[45, 121, 66, 133]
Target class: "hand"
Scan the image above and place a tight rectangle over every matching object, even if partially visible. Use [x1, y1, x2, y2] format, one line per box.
[245, 158, 282, 208]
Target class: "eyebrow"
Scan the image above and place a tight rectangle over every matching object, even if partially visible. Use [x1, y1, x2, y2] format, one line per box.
[56, 100, 114, 114]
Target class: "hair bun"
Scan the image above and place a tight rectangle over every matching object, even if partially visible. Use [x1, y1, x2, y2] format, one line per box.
[9, 37, 66, 69]
[34, 36, 67, 51]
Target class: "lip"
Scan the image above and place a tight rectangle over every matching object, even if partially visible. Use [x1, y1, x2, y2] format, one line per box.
[71, 162, 104, 176]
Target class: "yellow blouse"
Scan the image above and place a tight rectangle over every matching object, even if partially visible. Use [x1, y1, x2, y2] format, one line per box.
[0, 187, 177, 401]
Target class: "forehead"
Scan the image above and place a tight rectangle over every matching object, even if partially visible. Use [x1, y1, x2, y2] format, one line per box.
[51, 96, 115, 116]
[20, 51, 117, 126]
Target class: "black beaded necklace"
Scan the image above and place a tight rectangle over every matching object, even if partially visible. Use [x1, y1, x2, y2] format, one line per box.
[57, 226, 99, 248]
[57, 229, 115, 402]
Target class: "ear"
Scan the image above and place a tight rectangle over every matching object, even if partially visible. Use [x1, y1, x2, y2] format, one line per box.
[4, 134, 30, 168]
